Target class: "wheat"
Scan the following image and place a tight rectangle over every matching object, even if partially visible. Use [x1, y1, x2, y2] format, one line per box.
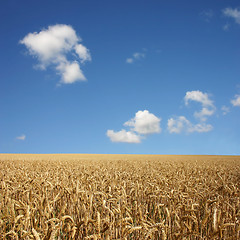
[0, 154, 239, 239]
[32, 227, 40, 240]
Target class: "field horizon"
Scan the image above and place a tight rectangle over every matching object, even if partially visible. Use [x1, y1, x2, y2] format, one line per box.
[1, 153, 240, 157]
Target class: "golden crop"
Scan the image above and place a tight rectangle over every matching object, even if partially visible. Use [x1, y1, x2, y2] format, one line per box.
[0, 154, 239, 239]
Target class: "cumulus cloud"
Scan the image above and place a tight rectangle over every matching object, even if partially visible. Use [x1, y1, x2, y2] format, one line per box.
[107, 110, 161, 143]
[185, 90, 213, 107]
[20, 24, 91, 84]
[184, 90, 215, 121]
[231, 95, 240, 107]
[126, 51, 145, 64]
[16, 134, 26, 140]
[124, 110, 161, 134]
[106, 130, 141, 143]
[223, 8, 240, 24]
[168, 116, 213, 134]
[168, 90, 215, 134]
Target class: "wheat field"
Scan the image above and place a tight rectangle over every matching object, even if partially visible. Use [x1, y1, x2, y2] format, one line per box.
[0, 154, 239, 239]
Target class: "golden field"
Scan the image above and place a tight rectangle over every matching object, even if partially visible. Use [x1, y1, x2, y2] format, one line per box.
[0, 154, 240, 240]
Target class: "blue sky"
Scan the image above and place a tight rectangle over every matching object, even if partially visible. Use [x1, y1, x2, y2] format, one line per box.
[1, 0, 240, 154]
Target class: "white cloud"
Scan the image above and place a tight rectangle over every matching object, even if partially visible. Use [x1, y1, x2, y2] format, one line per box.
[75, 44, 91, 63]
[221, 105, 230, 115]
[184, 90, 213, 107]
[20, 24, 78, 64]
[20, 24, 91, 84]
[168, 90, 215, 134]
[168, 116, 189, 134]
[168, 116, 213, 134]
[16, 134, 26, 140]
[126, 51, 145, 64]
[223, 8, 240, 24]
[57, 61, 85, 84]
[124, 110, 161, 134]
[231, 95, 240, 107]
[106, 130, 141, 143]
[107, 110, 161, 143]
[194, 107, 215, 121]
[184, 90, 215, 121]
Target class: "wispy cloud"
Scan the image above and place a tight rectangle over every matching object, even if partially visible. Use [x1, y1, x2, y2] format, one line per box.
[168, 116, 213, 134]
[20, 24, 91, 85]
[200, 9, 214, 22]
[221, 105, 230, 115]
[223, 7, 240, 24]
[231, 94, 240, 107]
[223, 23, 230, 31]
[126, 51, 145, 64]
[126, 58, 134, 64]
[16, 134, 26, 140]
[107, 110, 161, 143]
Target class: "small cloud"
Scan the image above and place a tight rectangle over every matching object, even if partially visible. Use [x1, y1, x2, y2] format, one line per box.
[223, 7, 240, 25]
[126, 58, 134, 64]
[106, 130, 141, 143]
[200, 9, 214, 22]
[167, 116, 213, 134]
[184, 90, 215, 122]
[107, 110, 161, 143]
[74, 44, 91, 63]
[221, 105, 230, 115]
[124, 110, 161, 134]
[20, 24, 91, 85]
[184, 90, 213, 107]
[231, 94, 240, 107]
[168, 90, 215, 134]
[126, 51, 145, 64]
[16, 134, 26, 140]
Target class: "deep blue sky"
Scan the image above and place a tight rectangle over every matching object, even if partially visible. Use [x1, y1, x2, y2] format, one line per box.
[1, 0, 240, 154]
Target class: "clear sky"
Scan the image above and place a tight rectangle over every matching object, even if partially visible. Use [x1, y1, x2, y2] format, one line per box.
[1, 0, 240, 154]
